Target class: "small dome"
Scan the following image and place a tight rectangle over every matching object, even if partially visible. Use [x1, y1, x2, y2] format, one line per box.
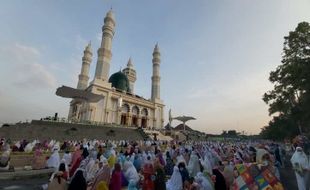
[108, 71, 130, 92]
[106, 9, 115, 21]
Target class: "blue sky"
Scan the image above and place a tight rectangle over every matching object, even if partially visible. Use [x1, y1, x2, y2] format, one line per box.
[0, 0, 309, 134]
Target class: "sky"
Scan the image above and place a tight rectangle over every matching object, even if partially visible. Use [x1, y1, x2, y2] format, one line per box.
[0, 0, 309, 134]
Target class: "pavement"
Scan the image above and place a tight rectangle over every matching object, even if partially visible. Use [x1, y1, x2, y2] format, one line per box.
[0, 177, 48, 190]
[0, 168, 53, 190]
[0, 168, 54, 180]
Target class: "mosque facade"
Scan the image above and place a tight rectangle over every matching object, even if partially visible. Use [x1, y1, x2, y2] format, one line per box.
[64, 10, 164, 129]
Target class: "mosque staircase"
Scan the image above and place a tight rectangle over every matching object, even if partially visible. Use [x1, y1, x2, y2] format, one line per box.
[136, 128, 151, 140]
[0, 120, 145, 141]
[143, 130, 173, 141]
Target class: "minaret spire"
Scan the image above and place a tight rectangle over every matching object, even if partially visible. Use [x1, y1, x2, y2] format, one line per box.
[151, 43, 161, 101]
[123, 57, 136, 93]
[77, 43, 93, 89]
[94, 9, 116, 81]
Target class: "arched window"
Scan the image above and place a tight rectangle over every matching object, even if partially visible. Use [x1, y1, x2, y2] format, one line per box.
[141, 108, 148, 116]
[132, 106, 139, 115]
[122, 104, 130, 113]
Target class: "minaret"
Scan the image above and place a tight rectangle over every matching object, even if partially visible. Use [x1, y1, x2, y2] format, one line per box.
[77, 42, 92, 90]
[94, 9, 116, 81]
[151, 43, 161, 101]
[122, 57, 136, 93]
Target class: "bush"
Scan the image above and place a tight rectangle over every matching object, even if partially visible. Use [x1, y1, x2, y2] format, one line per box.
[2, 123, 10, 127]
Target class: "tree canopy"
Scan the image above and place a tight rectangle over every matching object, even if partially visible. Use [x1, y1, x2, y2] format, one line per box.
[261, 22, 310, 140]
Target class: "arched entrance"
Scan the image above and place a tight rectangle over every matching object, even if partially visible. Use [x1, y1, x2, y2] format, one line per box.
[121, 104, 130, 126]
[131, 106, 139, 127]
[141, 108, 148, 128]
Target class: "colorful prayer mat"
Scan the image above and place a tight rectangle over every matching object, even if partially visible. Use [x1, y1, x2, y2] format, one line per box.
[233, 163, 284, 190]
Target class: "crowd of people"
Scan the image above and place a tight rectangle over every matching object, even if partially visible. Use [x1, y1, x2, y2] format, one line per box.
[0, 138, 309, 190]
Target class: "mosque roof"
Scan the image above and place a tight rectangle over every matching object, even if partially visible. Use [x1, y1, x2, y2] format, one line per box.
[173, 124, 193, 131]
[108, 71, 131, 92]
[164, 123, 173, 130]
[56, 86, 103, 102]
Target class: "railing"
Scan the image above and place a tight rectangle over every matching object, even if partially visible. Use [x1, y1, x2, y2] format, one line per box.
[31, 120, 129, 128]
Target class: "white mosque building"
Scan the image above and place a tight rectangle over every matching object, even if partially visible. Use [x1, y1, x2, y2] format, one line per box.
[56, 10, 164, 129]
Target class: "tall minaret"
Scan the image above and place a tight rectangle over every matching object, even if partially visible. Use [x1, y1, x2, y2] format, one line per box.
[77, 42, 92, 90]
[122, 57, 136, 93]
[94, 9, 116, 81]
[151, 43, 161, 101]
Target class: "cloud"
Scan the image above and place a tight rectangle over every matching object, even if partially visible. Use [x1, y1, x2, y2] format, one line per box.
[0, 43, 57, 89]
[186, 88, 209, 99]
[75, 34, 88, 51]
[96, 32, 102, 43]
[15, 43, 40, 57]
[13, 62, 57, 88]
[67, 54, 83, 87]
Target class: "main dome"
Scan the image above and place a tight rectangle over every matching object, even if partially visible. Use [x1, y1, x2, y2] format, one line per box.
[108, 71, 130, 92]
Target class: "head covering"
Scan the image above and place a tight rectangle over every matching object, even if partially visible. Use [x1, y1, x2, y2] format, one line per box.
[90, 164, 111, 190]
[109, 163, 122, 190]
[201, 154, 212, 175]
[128, 179, 138, 190]
[187, 153, 200, 177]
[96, 181, 108, 190]
[195, 172, 213, 190]
[166, 166, 183, 190]
[123, 161, 140, 185]
[108, 154, 116, 168]
[85, 159, 99, 182]
[291, 147, 308, 170]
[46, 147, 60, 171]
[100, 155, 108, 165]
[176, 154, 186, 166]
[82, 148, 89, 158]
[255, 148, 268, 164]
[213, 168, 227, 190]
[68, 169, 87, 190]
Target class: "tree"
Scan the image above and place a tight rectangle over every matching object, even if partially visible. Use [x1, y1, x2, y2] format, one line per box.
[221, 130, 228, 137]
[227, 130, 238, 137]
[260, 115, 298, 140]
[262, 22, 310, 139]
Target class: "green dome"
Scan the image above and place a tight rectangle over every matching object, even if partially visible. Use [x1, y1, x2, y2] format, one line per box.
[108, 71, 130, 92]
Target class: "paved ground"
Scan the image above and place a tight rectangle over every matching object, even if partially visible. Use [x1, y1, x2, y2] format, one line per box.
[0, 177, 48, 190]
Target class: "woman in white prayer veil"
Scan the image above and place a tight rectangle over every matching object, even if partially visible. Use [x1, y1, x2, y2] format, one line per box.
[256, 148, 268, 164]
[291, 147, 309, 190]
[187, 152, 201, 177]
[85, 158, 99, 182]
[47, 147, 60, 172]
[24, 140, 35, 153]
[123, 161, 140, 186]
[176, 151, 187, 166]
[201, 154, 212, 175]
[166, 166, 183, 190]
[195, 172, 214, 190]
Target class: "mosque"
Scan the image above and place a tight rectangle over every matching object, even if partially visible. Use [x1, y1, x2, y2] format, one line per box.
[56, 10, 164, 129]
